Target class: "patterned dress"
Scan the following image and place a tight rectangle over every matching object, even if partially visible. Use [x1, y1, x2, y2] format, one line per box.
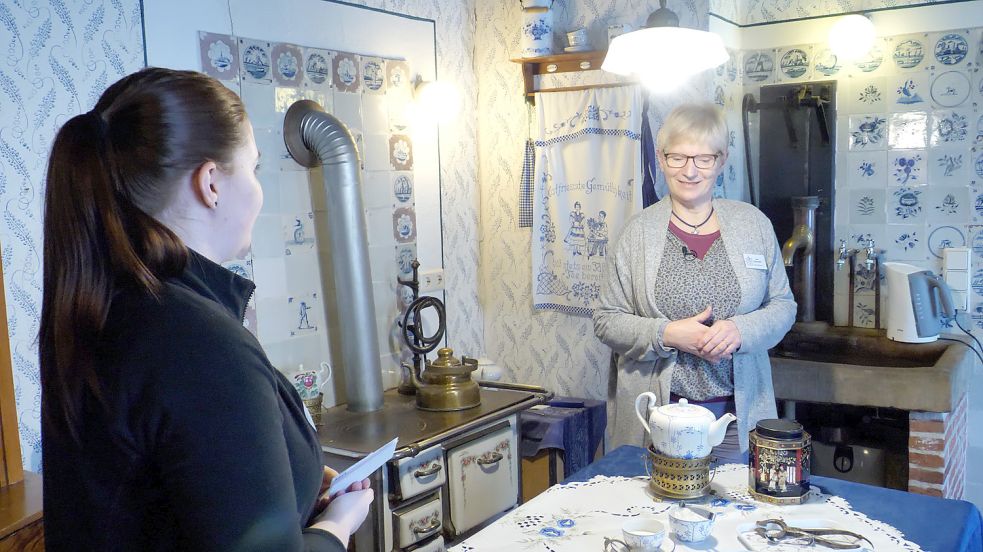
[655, 230, 742, 401]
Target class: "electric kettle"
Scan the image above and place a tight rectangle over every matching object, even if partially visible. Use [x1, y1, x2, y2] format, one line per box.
[883, 262, 955, 343]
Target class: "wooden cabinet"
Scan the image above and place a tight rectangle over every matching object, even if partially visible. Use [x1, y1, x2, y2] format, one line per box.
[0, 249, 43, 549]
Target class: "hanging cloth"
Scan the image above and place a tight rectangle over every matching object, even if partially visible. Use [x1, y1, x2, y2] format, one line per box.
[519, 138, 535, 228]
[532, 86, 642, 317]
[640, 95, 660, 208]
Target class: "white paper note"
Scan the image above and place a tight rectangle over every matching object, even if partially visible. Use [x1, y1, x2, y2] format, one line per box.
[327, 437, 398, 496]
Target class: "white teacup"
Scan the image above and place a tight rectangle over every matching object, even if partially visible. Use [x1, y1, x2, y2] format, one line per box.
[618, 518, 666, 551]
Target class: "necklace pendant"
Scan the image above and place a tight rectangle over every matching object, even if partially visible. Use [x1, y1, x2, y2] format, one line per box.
[691, 228, 699, 234]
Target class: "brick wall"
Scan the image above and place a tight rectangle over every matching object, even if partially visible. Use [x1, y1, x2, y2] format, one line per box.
[908, 394, 967, 498]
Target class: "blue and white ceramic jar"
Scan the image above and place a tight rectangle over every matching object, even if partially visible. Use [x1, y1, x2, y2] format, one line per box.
[521, 0, 554, 58]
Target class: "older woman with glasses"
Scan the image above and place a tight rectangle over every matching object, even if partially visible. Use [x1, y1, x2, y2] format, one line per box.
[594, 103, 796, 465]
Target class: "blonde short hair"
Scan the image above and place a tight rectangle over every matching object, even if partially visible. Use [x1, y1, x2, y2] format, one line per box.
[656, 103, 728, 154]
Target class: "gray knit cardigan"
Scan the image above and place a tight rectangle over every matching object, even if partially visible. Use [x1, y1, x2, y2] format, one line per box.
[593, 197, 797, 452]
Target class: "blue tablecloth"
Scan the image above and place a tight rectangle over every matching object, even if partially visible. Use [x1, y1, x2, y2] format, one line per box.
[566, 445, 983, 552]
[520, 397, 606, 478]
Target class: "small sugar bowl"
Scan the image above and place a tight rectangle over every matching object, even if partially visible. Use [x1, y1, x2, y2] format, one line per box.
[668, 504, 715, 543]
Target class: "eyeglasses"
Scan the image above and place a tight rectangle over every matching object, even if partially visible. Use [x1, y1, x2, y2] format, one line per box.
[663, 152, 721, 170]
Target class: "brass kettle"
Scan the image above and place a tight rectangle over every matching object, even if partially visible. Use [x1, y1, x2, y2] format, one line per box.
[405, 347, 481, 411]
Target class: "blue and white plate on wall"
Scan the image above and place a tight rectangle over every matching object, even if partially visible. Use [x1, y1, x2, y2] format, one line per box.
[304, 48, 332, 88]
[393, 173, 414, 204]
[272, 43, 304, 87]
[333, 52, 360, 93]
[892, 35, 927, 71]
[932, 32, 970, 67]
[392, 207, 417, 244]
[742, 50, 774, 83]
[813, 48, 841, 77]
[198, 31, 239, 82]
[928, 226, 966, 259]
[238, 38, 272, 83]
[853, 42, 885, 74]
[930, 71, 971, 107]
[778, 46, 811, 81]
[362, 57, 386, 95]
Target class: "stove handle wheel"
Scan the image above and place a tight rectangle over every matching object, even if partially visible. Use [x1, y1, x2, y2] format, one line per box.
[401, 296, 446, 355]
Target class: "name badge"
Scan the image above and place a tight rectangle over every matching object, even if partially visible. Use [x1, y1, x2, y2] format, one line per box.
[744, 253, 767, 270]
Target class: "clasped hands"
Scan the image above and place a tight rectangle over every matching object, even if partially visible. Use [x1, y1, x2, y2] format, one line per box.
[662, 305, 741, 364]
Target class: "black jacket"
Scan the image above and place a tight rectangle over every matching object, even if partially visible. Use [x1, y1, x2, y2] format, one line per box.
[42, 251, 344, 551]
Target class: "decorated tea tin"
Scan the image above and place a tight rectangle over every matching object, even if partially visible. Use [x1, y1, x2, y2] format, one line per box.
[748, 419, 811, 505]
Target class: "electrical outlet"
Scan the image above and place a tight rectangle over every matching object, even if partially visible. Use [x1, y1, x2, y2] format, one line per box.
[419, 268, 445, 292]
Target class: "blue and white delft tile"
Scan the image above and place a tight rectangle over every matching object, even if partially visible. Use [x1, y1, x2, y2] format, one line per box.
[970, 225, 983, 264]
[975, 191, 983, 222]
[927, 225, 968, 259]
[886, 224, 928, 261]
[361, 56, 386, 95]
[285, 250, 322, 295]
[303, 48, 333, 89]
[251, 215, 285, 258]
[278, 171, 313, 213]
[847, 114, 888, 150]
[891, 34, 929, 73]
[776, 45, 812, 82]
[930, 71, 971, 108]
[975, 113, 983, 144]
[393, 173, 415, 205]
[389, 134, 414, 170]
[888, 187, 925, 224]
[844, 77, 886, 114]
[392, 207, 417, 244]
[975, 72, 983, 105]
[929, 31, 971, 69]
[887, 112, 929, 150]
[846, 151, 887, 188]
[836, 224, 886, 255]
[928, 147, 971, 183]
[925, 187, 972, 224]
[853, 297, 878, 328]
[287, 292, 321, 337]
[974, 150, 983, 181]
[742, 50, 775, 84]
[274, 87, 329, 115]
[271, 43, 304, 87]
[849, 188, 886, 224]
[238, 38, 272, 84]
[813, 47, 842, 78]
[333, 51, 360, 93]
[887, 72, 931, 112]
[199, 31, 239, 82]
[396, 244, 418, 277]
[387, 60, 412, 99]
[852, 40, 887, 76]
[223, 256, 255, 281]
[931, 110, 972, 146]
[888, 150, 926, 186]
[283, 212, 317, 256]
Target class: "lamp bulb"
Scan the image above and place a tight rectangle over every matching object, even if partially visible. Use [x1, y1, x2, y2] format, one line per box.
[828, 14, 875, 62]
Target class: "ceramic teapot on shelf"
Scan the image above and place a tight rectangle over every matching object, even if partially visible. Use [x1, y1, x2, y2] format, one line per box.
[635, 392, 736, 459]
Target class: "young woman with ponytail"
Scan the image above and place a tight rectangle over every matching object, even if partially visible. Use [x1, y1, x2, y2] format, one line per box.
[40, 67, 371, 551]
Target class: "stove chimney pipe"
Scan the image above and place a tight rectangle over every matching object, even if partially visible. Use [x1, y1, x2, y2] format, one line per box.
[282, 100, 383, 413]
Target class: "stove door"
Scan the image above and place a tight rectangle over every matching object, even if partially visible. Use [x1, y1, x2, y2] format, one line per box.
[445, 424, 518, 535]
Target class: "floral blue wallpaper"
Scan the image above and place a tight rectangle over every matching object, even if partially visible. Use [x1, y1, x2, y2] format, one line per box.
[725, 0, 949, 26]
[0, 0, 145, 472]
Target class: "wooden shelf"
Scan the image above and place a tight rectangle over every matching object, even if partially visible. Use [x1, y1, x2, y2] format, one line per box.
[510, 50, 633, 101]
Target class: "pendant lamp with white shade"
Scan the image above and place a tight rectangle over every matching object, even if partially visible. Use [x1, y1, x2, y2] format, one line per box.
[602, 0, 728, 91]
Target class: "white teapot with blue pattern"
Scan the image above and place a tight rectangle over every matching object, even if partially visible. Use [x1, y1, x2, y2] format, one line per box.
[635, 393, 736, 459]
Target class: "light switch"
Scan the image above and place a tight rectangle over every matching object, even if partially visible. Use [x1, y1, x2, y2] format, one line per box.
[943, 247, 971, 271]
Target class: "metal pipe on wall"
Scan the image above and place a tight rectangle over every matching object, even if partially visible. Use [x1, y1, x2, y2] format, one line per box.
[282, 99, 383, 413]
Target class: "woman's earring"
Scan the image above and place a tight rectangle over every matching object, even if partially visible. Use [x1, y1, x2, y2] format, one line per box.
[214, 201, 219, 208]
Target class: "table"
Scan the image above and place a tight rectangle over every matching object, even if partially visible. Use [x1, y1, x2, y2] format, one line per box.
[565, 445, 983, 552]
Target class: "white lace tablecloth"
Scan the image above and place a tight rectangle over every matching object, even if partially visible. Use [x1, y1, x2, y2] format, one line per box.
[451, 464, 921, 551]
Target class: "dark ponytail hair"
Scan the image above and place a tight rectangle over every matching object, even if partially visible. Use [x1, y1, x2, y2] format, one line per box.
[40, 68, 247, 440]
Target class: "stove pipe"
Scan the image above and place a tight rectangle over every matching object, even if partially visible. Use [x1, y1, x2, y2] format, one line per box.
[282, 100, 383, 412]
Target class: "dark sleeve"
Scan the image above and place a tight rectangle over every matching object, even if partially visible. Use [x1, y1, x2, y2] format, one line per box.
[151, 321, 342, 551]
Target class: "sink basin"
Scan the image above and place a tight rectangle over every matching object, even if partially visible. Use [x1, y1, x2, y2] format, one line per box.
[770, 324, 948, 368]
[768, 322, 973, 412]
